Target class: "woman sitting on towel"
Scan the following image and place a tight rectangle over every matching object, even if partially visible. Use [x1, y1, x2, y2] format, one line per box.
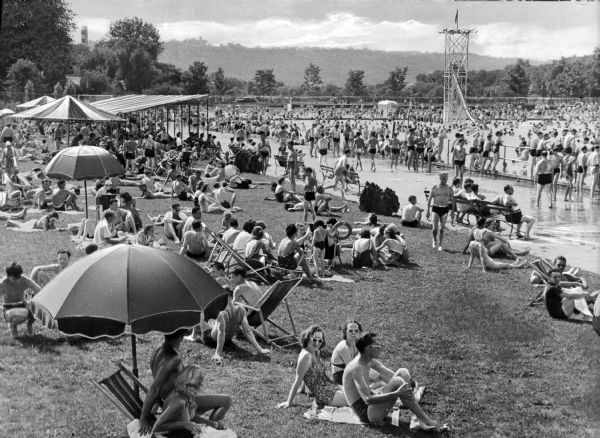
[151, 365, 232, 436]
[331, 321, 384, 387]
[276, 325, 347, 409]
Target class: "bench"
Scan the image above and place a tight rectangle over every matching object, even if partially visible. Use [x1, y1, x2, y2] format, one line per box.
[321, 165, 361, 194]
[424, 190, 516, 238]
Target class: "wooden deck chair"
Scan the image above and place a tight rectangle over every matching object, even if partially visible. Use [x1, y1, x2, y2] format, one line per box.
[90, 362, 149, 421]
[528, 259, 553, 305]
[206, 230, 269, 284]
[241, 278, 302, 348]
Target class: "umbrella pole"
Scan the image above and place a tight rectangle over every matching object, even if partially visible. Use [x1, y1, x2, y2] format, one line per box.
[84, 180, 89, 219]
[131, 333, 139, 393]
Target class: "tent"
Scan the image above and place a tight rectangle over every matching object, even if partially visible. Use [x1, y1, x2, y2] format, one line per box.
[15, 96, 56, 111]
[10, 95, 125, 149]
[377, 100, 399, 117]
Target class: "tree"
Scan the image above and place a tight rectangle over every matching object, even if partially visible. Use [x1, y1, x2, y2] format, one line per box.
[80, 70, 113, 94]
[211, 67, 228, 95]
[386, 67, 408, 97]
[81, 45, 120, 80]
[153, 62, 183, 87]
[0, 0, 75, 88]
[63, 80, 79, 96]
[105, 18, 163, 93]
[551, 60, 587, 97]
[303, 63, 323, 94]
[504, 59, 530, 96]
[53, 82, 64, 99]
[5, 59, 44, 96]
[106, 17, 163, 61]
[254, 69, 277, 96]
[117, 47, 156, 93]
[588, 48, 600, 97]
[181, 62, 209, 94]
[144, 83, 183, 95]
[345, 70, 367, 96]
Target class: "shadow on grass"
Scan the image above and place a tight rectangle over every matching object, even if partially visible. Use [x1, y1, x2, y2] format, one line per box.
[222, 341, 273, 363]
[16, 333, 64, 355]
[64, 335, 124, 351]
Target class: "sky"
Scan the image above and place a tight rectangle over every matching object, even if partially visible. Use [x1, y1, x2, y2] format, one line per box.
[70, 0, 600, 61]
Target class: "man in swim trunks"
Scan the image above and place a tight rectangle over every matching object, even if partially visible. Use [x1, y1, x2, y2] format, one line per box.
[426, 172, 455, 251]
[51, 180, 81, 211]
[322, 149, 350, 202]
[197, 286, 270, 364]
[342, 332, 441, 429]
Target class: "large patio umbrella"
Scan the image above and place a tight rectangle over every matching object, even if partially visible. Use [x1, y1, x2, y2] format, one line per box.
[16, 95, 56, 111]
[30, 245, 228, 377]
[10, 95, 124, 149]
[0, 108, 15, 116]
[44, 145, 125, 218]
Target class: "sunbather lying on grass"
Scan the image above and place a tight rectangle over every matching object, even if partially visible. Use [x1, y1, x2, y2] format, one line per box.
[467, 241, 529, 272]
[462, 217, 529, 260]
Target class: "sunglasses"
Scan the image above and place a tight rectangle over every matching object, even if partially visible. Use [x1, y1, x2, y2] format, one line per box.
[347, 329, 360, 334]
[311, 337, 323, 345]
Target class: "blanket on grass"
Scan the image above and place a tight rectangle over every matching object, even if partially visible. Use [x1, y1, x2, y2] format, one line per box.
[127, 419, 237, 438]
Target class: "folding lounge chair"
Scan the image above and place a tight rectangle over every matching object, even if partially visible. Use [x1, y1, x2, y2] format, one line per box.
[528, 258, 552, 306]
[241, 278, 302, 348]
[90, 362, 149, 421]
[206, 230, 269, 284]
[528, 259, 584, 304]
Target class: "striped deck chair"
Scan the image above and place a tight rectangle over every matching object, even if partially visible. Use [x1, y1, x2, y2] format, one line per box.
[206, 230, 269, 284]
[241, 278, 302, 348]
[90, 362, 149, 421]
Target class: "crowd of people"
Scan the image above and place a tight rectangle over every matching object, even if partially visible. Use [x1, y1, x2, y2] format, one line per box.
[1, 99, 599, 436]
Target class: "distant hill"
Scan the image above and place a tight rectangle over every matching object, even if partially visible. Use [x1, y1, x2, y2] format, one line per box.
[160, 39, 523, 86]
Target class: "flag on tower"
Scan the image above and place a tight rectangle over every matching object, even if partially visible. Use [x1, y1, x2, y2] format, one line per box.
[455, 10, 459, 28]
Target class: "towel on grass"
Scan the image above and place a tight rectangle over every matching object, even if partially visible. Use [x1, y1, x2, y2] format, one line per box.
[27, 208, 83, 215]
[320, 275, 355, 283]
[127, 419, 237, 438]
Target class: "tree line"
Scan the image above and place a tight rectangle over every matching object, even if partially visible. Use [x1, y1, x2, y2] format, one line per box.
[1, 0, 598, 101]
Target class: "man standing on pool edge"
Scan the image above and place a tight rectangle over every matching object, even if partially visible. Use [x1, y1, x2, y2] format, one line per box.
[426, 172, 455, 251]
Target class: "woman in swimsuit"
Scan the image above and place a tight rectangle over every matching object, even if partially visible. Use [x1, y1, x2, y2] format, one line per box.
[331, 321, 386, 388]
[276, 325, 347, 409]
[303, 167, 318, 224]
[467, 240, 529, 272]
[152, 365, 232, 437]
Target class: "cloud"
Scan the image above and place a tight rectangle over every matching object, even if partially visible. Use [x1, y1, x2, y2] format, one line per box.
[157, 13, 443, 51]
[472, 22, 597, 60]
[77, 13, 595, 61]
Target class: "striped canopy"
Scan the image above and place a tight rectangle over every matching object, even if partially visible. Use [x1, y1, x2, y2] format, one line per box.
[92, 94, 208, 114]
[11, 95, 124, 122]
[16, 95, 56, 110]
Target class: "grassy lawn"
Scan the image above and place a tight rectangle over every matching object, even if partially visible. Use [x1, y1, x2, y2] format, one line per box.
[1, 165, 600, 438]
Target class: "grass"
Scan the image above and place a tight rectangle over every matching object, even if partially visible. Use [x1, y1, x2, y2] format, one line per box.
[1, 162, 600, 438]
